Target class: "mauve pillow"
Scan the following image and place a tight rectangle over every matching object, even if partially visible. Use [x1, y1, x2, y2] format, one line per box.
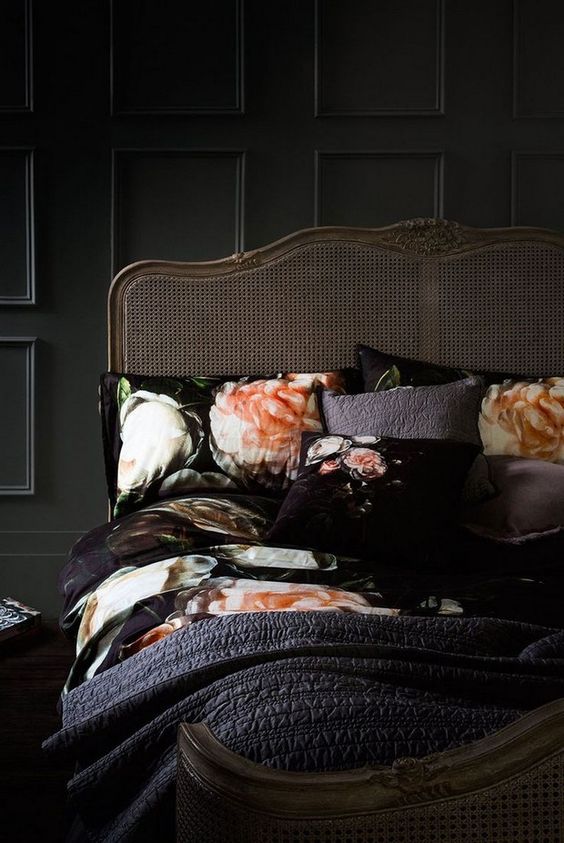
[461, 456, 564, 543]
[320, 376, 485, 445]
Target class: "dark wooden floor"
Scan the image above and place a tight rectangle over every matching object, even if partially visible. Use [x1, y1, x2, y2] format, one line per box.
[0, 621, 74, 842]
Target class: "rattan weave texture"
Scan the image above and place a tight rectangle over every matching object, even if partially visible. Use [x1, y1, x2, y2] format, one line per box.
[177, 750, 563, 843]
[117, 238, 564, 377]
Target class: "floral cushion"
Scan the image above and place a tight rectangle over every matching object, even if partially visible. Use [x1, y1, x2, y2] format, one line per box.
[479, 378, 564, 462]
[100, 371, 353, 518]
[268, 433, 479, 563]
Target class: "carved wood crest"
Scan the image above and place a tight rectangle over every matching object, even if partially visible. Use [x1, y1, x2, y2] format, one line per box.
[386, 754, 452, 803]
[378, 217, 475, 255]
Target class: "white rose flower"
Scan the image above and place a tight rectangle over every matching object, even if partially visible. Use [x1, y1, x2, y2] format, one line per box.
[117, 391, 203, 494]
[305, 435, 351, 466]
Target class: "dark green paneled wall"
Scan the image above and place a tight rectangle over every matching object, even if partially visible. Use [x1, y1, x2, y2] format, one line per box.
[1, 0, 563, 614]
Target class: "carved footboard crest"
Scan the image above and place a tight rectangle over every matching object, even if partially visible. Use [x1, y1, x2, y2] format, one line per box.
[177, 698, 564, 843]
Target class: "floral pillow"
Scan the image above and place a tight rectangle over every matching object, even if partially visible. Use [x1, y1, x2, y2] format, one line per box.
[268, 433, 479, 564]
[100, 371, 353, 518]
[479, 378, 564, 463]
[357, 344, 470, 391]
[357, 344, 516, 392]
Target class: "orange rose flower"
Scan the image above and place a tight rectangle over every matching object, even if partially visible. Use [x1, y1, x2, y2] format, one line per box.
[209, 373, 345, 490]
[120, 620, 181, 658]
[479, 378, 564, 462]
[120, 579, 400, 659]
[176, 578, 398, 617]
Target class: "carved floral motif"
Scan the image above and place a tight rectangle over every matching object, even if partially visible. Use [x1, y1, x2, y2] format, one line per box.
[390, 755, 436, 789]
[379, 218, 474, 255]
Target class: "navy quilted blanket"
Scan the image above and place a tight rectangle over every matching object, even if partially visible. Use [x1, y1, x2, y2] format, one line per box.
[45, 611, 564, 842]
[46, 492, 564, 841]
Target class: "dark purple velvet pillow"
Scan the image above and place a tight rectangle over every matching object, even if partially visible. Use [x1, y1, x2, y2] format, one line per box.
[461, 456, 564, 543]
[268, 433, 479, 564]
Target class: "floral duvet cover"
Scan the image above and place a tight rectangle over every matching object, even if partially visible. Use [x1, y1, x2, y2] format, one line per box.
[59, 491, 564, 692]
[50, 491, 564, 842]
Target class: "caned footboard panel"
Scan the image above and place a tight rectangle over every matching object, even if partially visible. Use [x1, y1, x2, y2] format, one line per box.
[177, 698, 564, 843]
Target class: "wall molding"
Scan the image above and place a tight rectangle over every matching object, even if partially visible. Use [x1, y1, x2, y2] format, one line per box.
[510, 150, 564, 225]
[513, 0, 564, 118]
[0, 147, 35, 305]
[111, 148, 246, 274]
[0, 0, 33, 113]
[110, 0, 244, 116]
[314, 150, 445, 226]
[0, 337, 35, 495]
[314, 0, 445, 117]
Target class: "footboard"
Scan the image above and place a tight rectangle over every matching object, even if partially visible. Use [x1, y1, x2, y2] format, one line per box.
[177, 698, 564, 843]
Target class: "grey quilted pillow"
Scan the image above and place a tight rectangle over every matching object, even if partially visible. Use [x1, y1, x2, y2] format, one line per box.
[320, 376, 485, 445]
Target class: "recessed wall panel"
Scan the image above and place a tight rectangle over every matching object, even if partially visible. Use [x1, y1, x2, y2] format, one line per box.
[0, 149, 34, 304]
[315, 152, 443, 226]
[0, 339, 35, 494]
[316, 0, 443, 115]
[112, 150, 245, 269]
[0, 0, 32, 112]
[514, 0, 564, 117]
[111, 0, 243, 114]
[512, 153, 564, 228]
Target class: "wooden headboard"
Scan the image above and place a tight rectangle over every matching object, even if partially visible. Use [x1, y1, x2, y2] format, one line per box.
[108, 218, 564, 377]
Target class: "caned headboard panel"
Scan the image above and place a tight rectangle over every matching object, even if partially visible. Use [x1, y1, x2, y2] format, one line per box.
[108, 219, 564, 377]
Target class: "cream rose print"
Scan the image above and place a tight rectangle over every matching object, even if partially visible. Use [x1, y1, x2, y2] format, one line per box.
[115, 377, 230, 516]
[175, 578, 399, 616]
[209, 373, 345, 490]
[77, 554, 216, 655]
[479, 378, 564, 462]
[118, 387, 203, 494]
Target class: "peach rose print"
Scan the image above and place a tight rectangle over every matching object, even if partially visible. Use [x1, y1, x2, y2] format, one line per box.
[479, 378, 564, 462]
[176, 578, 400, 617]
[120, 617, 187, 659]
[121, 579, 399, 659]
[209, 374, 344, 490]
[319, 458, 341, 475]
[341, 448, 387, 480]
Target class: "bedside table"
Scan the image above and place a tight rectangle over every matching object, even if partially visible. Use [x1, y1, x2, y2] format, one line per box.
[0, 619, 74, 842]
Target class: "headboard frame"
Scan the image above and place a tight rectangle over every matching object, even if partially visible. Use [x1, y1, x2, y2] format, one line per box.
[108, 218, 564, 377]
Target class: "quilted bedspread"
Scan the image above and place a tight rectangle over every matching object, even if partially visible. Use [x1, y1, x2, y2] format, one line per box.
[45, 492, 564, 841]
[45, 611, 564, 842]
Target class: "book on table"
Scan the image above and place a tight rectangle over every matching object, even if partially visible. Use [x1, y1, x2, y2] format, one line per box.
[0, 597, 41, 643]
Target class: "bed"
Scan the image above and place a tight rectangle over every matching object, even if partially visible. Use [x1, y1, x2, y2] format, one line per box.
[46, 218, 564, 842]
